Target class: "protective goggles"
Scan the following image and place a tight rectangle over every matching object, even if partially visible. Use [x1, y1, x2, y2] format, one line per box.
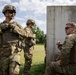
[65, 26, 72, 30]
[7, 10, 16, 14]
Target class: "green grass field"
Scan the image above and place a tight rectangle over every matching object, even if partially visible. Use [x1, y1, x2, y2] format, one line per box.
[19, 44, 46, 75]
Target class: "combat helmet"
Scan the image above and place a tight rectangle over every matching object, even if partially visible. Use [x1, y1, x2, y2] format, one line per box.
[66, 22, 76, 28]
[2, 4, 16, 14]
[26, 19, 35, 25]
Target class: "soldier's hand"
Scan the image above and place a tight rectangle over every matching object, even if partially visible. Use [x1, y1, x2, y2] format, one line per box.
[56, 41, 62, 47]
[56, 41, 62, 50]
[56, 41, 61, 46]
[9, 24, 15, 29]
[0, 23, 9, 30]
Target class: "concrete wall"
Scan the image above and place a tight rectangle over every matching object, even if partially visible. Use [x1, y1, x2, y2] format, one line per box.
[47, 6, 76, 63]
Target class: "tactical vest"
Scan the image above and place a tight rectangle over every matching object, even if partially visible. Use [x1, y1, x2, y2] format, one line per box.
[2, 31, 19, 44]
[0, 21, 21, 45]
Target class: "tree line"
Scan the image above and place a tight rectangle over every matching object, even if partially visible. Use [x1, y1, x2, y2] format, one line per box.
[32, 24, 46, 44]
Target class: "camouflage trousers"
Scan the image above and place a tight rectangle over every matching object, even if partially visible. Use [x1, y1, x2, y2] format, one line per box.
[23, 45, 33, 75]
[44, 62, 76, 75]
[0, 43, 21, 75]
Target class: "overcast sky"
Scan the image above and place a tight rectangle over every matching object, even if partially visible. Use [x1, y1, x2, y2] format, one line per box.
[0, 0, 76, 34]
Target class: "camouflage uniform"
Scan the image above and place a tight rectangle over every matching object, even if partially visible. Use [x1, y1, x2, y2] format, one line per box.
[23, 19, 36, 75]
[44, 23, 76, 75]
[0, 5, 26, 75]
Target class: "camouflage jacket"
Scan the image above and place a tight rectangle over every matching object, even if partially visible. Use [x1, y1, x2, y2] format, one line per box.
[0, 21, 26, 44]
[24, 27, 36, 46]
[60, 31, 76, 66]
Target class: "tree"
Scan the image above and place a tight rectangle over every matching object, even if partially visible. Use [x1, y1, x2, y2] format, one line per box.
[32, 24, 46, 43]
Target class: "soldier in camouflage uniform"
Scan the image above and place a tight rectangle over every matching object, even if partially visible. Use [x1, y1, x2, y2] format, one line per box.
[0, 4, 26, 75]
[23, 19, 36, 75]
[44, 22, 76, 75]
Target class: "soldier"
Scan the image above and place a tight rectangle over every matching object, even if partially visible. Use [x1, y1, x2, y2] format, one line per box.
[0, 4, 26, 75]
[44, 22, 76, 75]
[23, 19, 36, 75]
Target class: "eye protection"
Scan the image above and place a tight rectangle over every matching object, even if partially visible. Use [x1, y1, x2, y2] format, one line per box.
[7, 10, 16, 14]
[65, 26, 72, 30]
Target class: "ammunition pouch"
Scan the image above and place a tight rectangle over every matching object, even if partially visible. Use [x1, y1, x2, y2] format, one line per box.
[0, 44, 11, 57]
[0, 41, 23, 57]
[8, 41, 22, 53]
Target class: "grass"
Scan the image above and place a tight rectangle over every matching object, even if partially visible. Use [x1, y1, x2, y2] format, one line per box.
[19, 44, 46, 75]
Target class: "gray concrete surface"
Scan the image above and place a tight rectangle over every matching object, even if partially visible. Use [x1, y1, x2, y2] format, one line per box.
[46, 6, 76, 63]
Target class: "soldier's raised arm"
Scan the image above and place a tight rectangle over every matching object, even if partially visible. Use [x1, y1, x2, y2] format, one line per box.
[9, 21, 27, 37]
